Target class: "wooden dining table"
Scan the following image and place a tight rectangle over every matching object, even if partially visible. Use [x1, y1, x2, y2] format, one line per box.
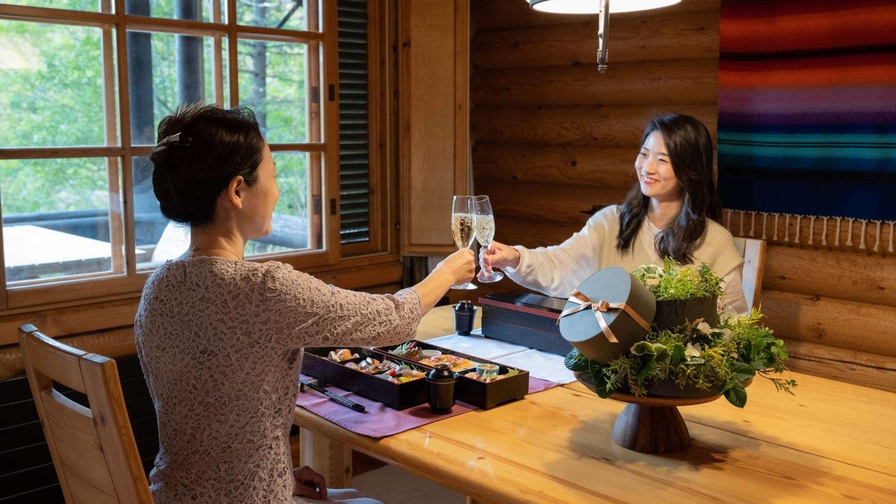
[293, 306, 896, 503]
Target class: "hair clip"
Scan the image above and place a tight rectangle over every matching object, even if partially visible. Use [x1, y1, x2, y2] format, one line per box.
[157, 132, 191, 147]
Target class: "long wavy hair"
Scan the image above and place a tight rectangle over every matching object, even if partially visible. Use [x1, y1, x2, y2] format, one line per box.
[615, 114, 720, 264]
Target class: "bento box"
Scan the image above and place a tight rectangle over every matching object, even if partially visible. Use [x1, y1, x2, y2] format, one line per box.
[301, 347, 429, 410]
[479, 292, 573, 356]
[376, 341, 529, 410]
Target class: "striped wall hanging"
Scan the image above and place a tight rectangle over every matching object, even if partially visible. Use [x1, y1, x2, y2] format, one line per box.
[716, 0, 896, 227]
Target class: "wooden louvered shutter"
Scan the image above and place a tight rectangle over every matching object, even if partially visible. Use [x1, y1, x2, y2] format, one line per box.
[337, 0, 371, 244]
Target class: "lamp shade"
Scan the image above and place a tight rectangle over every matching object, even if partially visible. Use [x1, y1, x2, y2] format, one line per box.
[529, 0, 681, 14]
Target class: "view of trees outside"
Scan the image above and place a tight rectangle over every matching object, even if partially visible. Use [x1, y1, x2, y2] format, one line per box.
[0, 0, 317, 281]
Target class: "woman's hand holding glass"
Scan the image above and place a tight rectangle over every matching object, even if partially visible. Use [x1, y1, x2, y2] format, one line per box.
[474, 195, 504, 283]
[480, 240, 521, 274]
[451, 196, 478, 290]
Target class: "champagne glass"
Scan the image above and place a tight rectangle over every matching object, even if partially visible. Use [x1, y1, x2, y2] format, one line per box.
[474, 195, 504, 283]
[451, 195, 478, 290]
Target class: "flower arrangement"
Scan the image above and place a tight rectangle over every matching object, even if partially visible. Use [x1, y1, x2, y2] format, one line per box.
[565, 260, 797, 408]
[631, 257, 723, 301]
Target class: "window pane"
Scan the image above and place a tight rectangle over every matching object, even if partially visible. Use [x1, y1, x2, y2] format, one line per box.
[125, 0, 217, 23]
[1, 158, 124, 284]
[235, 0, 318, 31]
[127, 31, 228, 146]
[0, 21, 109, 148]
[131, 156, 181, 268]
[247, 151, 321, 255]
[134, 151, 321, 266]
[238, 39, 309, 143]
[0, 0, 104, 12]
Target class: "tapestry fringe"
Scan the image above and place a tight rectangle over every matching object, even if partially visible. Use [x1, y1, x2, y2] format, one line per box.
[721, 208, 896, 256]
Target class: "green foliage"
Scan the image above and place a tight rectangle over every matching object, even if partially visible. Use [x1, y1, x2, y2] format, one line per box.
[631, 257, 724, 301]
[1, 6, 315, 258]
[566, 309, 798, 409]
[564, 348, 590, 372]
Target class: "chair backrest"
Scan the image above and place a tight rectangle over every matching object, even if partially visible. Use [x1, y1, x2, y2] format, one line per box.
[732, 237, 767, 311]
[18, 325, 154, 504]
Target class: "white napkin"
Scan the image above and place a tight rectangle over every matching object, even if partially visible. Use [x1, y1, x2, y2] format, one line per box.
[427, 330, 576, 385]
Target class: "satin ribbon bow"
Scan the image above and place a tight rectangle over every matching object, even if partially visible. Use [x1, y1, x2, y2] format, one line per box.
[556, 289, 650, 343]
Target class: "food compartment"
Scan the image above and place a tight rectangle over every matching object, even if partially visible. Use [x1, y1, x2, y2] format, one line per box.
[377, 341, 530, 409]
[301, 347, 428, 410]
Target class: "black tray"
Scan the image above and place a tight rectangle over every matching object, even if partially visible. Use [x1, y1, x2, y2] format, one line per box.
[301, 347, 428, 410]
[377, 341, 529, 410]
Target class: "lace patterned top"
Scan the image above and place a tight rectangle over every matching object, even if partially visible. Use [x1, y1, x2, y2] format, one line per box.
[135, 257, 422, 504]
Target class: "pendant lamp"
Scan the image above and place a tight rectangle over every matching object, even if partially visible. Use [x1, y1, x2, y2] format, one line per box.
[528, 0, 682, 72]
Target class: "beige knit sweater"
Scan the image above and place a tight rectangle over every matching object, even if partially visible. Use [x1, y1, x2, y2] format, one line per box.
[505, 206, 748, 314]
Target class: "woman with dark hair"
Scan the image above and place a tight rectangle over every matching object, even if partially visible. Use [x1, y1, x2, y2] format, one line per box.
[135, 104, 475, 504]
[482, 114, 748, 313]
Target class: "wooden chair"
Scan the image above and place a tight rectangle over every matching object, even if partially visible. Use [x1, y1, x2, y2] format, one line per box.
[732, 237, 767, 311]
[18, 324, 154, 504]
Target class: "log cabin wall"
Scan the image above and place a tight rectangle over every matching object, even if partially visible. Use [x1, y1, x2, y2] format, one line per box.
[468, 0, 896, 392]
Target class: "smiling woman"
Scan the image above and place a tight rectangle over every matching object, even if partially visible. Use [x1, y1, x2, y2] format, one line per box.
[482, 114, 750, 315]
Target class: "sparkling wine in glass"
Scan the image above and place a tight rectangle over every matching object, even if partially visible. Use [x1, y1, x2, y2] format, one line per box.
[451, 195, 478, 290]
[474, 195, 504, 283]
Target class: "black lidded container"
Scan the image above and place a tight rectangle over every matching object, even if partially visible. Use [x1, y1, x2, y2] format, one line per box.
[453, 300, 476, 335]
[479, 292, 573, 356]
[426, 363, 458, 413]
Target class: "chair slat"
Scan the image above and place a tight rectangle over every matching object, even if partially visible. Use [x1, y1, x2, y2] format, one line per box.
[82, 353, 153, 504]
[21, 329, 88, 393]
[66, 469, 120, 504]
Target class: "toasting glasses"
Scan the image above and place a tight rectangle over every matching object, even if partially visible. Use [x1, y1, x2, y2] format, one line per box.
[450, 196, 478, 290]
[474, 195, 504, 283]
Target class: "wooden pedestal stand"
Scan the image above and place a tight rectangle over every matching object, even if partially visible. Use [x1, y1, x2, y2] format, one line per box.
[575, 371, 722, 454]
[608, 392, 721, 454]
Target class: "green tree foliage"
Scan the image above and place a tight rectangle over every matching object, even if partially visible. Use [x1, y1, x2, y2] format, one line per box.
[1, 4, 310, 233]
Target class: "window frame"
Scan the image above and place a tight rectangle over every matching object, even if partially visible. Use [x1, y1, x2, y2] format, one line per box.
[0, 0, 398, 312]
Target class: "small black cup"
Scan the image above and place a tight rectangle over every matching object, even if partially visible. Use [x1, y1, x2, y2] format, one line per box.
[426, 363, 458, 414]
[453, 300, 476, 335]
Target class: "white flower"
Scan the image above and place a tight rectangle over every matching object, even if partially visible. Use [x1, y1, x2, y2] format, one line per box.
[696, 321, 712, 335]
[721, 328, 734, 342]
[685, 342, 702, 359]
[720, 305, 739, 323]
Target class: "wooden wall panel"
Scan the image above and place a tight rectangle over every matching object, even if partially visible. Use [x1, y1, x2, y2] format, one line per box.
[472, 105, 718, 146]
[478, 179, 627, 223]
[474, 144, 637, 190]
[764, 246, 896, 308]
[473, 10, 719, 69]
[399, 0, 470, 255]
[472, 58, 719, 107]
[761, 289, 896, 357]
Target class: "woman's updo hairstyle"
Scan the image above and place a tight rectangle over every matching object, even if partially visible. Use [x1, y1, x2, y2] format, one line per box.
[150, 104, 265, 227]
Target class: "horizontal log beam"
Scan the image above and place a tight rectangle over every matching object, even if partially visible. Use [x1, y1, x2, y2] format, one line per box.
[472, 0, 720, 32]
[781, 338, 896, 393]
[471, 58, 719, 106]
[479, 179, 626, 224]
[493, 214, 592, 250]
[761, 290, 896, 358]
[474, 144, 638, 190]
[472, 105, 718, 146]
[763, 246, 896, 308]
[472, 10, 719, 69]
